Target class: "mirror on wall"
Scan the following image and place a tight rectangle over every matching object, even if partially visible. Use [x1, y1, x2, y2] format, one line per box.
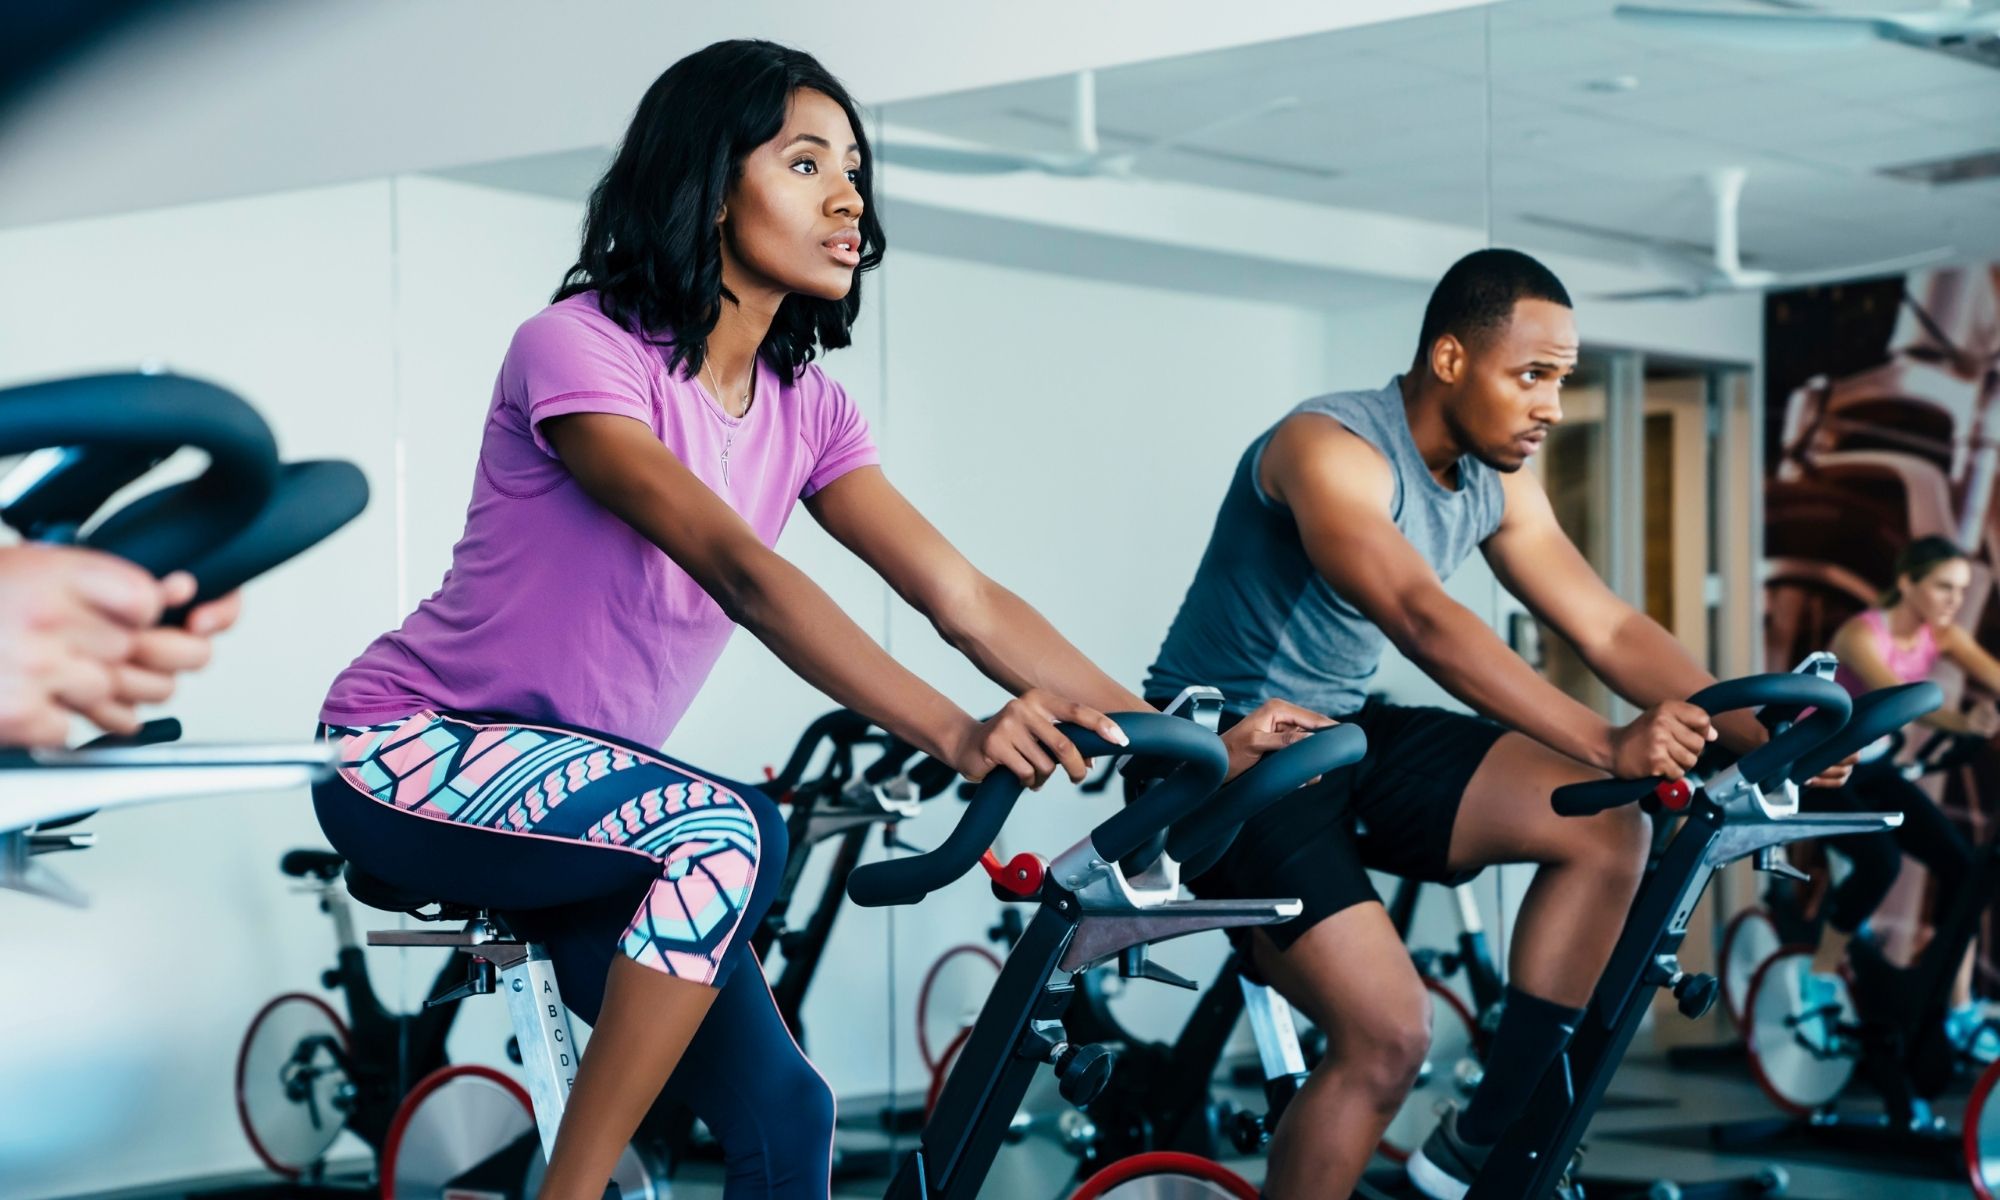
[5, 1, 1999, 1193]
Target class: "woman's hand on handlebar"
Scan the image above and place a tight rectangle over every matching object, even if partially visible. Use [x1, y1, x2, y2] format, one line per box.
[1933, 702, 2000, 740]
[949, 688, 1129, 789]
[1219, 699, 1336, 782]
[1610, 699, 1714, 780]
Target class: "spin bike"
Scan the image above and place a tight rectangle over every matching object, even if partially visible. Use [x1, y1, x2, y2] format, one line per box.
[346, 708, 1366, 1200]
[1717, 725, 2000, 1191]
[1716, 724, 1985, 1038]
[233, 708, 945, 1189]
[1087, 670, 1925, 1200]
[1057, 842, 1504, 1176]
[0, 373, 366, 1175]
[2, 369, 363, 907]
[1456, 672, 1928, 1199]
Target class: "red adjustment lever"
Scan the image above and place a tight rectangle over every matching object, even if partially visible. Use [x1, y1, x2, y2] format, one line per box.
[760, 766, 796, 805]
[979, 849, 1045, 898]
[1654, 778, 1693, 811]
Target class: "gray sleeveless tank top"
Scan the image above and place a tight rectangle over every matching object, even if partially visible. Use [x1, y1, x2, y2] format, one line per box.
[1146, 376, 1505, 716]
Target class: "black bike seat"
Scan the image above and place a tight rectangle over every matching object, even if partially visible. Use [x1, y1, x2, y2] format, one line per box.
[280, 849, 345, 881]
[343, 863, 456, 915]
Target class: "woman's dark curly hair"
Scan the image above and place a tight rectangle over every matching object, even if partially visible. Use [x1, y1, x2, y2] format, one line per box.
[554, 40, 885, 381]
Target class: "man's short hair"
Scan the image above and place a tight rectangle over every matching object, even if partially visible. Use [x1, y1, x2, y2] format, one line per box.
[1413, 249, 1572, 371]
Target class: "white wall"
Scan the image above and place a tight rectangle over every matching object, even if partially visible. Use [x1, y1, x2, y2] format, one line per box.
[0, 164, 1768, 1198]
[0, 181, 402, 1198]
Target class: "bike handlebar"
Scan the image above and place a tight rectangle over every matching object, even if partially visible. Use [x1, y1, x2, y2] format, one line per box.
[1164, 724, 1367, 869]
[846, 713, 1226, 908]
[1551, 673, 1852, 817]
[1788, 682, 1942, 784]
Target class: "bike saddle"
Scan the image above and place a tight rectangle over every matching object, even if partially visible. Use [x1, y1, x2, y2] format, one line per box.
[280, 849, 345, 881]
[342, 863, 481, 921]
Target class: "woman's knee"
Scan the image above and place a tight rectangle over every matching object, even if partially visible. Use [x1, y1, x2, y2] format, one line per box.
[765, 1056, 837, 1150]
[712, 1052, 836, 1170]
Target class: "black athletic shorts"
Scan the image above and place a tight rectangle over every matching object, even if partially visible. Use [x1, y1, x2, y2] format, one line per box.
[1150, 697, 1508, 954]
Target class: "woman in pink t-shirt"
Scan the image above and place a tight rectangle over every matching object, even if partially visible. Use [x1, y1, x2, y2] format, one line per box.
[314, 40, 1321, 1200]
[1795, 536, 2000, 1054]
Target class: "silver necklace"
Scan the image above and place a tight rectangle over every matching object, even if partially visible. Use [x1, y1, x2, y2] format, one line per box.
[703, 358, 753, 485]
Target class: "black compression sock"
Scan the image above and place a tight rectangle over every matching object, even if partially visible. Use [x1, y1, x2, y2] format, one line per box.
[1456, 985, 1585, 1146]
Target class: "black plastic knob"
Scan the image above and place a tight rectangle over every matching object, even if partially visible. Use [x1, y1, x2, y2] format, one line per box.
[1056, 1043, 1117, 1107]
[1225, 1105, 1271, 1154]
[1675, 972, 1719, 1020]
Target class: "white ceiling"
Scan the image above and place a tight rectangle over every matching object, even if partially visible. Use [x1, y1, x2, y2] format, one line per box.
[0, 0, 1484, 230]
[881, 0, 2000, 273]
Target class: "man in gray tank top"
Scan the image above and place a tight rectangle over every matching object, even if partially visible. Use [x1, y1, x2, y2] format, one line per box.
[1142, 250, 1846, 1200]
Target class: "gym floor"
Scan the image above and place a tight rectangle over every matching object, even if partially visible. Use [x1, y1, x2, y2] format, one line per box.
[793, 1048, 1979, 1200]
[669, 1048, 1983, 1200]
[61, 1046, 1983, 1200]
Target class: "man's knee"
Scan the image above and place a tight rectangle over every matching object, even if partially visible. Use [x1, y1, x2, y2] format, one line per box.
[1577, 801, 1652, 888]
[1328, 989, 1433, 1113]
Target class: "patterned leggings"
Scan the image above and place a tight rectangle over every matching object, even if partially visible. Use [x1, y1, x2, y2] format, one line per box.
[317, 710, 774, 987]
[313, 711, 834, 1197]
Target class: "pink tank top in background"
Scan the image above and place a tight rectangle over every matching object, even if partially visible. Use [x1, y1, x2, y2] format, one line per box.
[1833, 608, 1942, 697]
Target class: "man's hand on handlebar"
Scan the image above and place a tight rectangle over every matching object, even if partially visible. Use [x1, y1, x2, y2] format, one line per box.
[949, 687, 1130, 790]
[1219, 698, 1336, 783]
[1610, 699, 1714, 780]
[0, 545, 242, 748]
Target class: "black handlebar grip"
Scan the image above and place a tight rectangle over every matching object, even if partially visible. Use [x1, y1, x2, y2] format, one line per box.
[1165, 724, 1367, 865]
[864, 739, 922, 785]
[1552, 777, 1659, 817]
[909, 755, 958, 800]
[769, 709, 876, 793]
[0, 444, 172, 541]
[1789, 682, 1942, 784]
[1083, 715, 1231, 866]
[1549, 673, 1853, 817]
[164, 461, 370, 619]
[847, 713, 1225, 908]
[846, 754, 1035, 908]
[75, 718, 183, 752]
[0, 374, 281, 576]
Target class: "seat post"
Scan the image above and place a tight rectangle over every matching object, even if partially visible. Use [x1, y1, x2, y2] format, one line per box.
[366, 918, 579, 1161]
[500, 943, 581, 1161]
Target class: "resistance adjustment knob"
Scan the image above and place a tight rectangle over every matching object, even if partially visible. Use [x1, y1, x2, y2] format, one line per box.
[1054, 1042, 1116, 1107]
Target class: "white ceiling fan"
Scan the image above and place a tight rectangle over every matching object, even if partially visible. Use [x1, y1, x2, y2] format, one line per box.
[1595, 167, 1955, 300]
[1614, 0, 2000, 54]
[879, 69, 1299, 178]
